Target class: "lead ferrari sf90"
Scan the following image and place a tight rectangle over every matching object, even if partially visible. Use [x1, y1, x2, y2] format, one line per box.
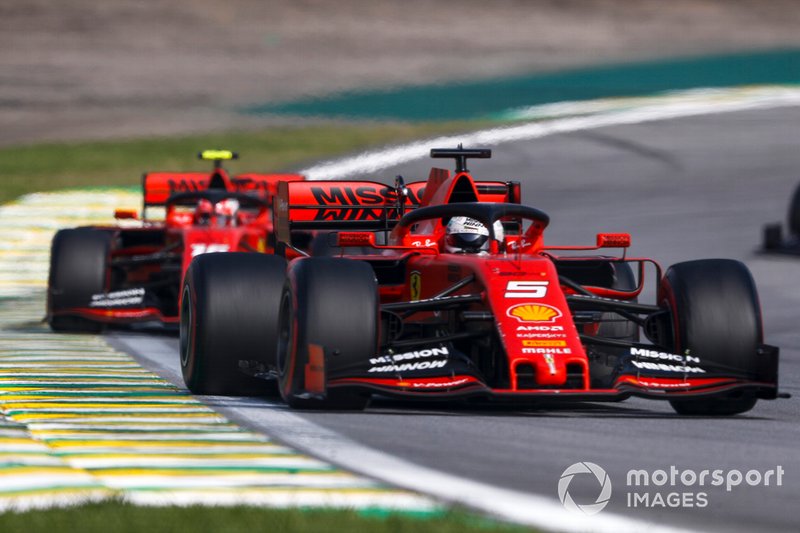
[180, 148, 782, 415]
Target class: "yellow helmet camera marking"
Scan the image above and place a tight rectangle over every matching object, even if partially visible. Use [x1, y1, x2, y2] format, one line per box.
[199, 150, 237, 161]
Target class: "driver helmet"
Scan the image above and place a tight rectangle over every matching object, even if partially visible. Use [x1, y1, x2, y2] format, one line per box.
[444, 216, 504, 253]
[215, 198, 240, 227]
[194, 198, 214, 226]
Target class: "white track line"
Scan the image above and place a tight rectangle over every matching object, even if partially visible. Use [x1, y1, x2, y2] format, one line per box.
[300, 85, 800, 180]
[217, 399, 694, 533]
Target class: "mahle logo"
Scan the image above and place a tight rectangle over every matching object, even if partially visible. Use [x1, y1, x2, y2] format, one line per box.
[558, 462, 612, 515]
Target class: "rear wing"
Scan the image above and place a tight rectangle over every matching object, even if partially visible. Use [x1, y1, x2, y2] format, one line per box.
[274, 180, 410, 235]
[142, 172, 212, 208]
[141, 171, 304, 217]
[273, 177, 519, 245]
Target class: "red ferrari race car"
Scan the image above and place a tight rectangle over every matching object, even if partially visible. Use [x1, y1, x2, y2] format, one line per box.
[180, 147, 783, 415]
[47, 150, 304, 332]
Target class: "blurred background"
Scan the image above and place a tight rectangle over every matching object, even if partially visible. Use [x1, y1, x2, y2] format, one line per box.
[0, 4, 799, 532]
[2, 0, 800, 145]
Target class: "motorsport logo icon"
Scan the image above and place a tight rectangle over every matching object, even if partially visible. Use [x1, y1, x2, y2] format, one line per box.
[558, 462, 613, 515]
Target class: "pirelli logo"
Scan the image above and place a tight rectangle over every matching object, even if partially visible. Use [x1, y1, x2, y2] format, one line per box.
[522, 340, 567, 347]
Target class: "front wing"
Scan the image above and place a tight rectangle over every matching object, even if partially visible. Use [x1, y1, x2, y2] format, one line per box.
[49, 287, 178, 325]
[316, 342, 780, 403]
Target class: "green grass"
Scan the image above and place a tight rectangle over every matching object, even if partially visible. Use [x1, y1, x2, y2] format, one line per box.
[0, 502, 533, 533]
[0, 122, 485, 204]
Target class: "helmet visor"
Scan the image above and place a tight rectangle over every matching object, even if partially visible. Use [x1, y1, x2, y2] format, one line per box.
[446, 232, 488, 252]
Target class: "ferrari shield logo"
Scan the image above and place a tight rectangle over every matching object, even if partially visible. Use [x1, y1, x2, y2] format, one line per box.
[410, 271, 422, 301]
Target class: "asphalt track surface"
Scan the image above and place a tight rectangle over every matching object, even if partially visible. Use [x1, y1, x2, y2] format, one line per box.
[108, 107, 800, 532]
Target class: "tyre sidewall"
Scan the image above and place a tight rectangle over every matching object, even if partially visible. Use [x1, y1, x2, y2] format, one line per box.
[660, 259, 762, 376]
[48, 228, 113, 332]
[788, 182, 800, 237]
[278, 258, 377, 408]
[659, 259, 763, 415]
[180, 253, 286, 395]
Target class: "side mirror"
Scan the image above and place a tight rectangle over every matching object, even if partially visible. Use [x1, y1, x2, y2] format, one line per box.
[596, 233, 631, 248]
[114, 208, 139, 220]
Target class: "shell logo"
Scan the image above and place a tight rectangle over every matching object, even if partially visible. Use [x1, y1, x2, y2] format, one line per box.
[507, 303, 562, 323]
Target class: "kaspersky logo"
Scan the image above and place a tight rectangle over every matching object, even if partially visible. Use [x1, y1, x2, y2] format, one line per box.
[506, 303, 562, 323]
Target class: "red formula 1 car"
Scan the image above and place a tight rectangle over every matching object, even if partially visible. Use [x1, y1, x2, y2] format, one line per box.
[180, 148, 782, 415]
[47, 150, 304, 332]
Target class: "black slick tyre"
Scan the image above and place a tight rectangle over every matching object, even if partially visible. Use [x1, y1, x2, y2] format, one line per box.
[762, 223, 782, 250]
[277, 257, 377, 410]
[47, 228, 112, 333]
[180, 253, 286, 396]
[660, 259, 762, 416]
[788, 182, 800, 238]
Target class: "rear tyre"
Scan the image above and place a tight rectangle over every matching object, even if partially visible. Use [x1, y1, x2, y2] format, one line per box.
[788, 182, 800, 237]
[660, 259, 762, 416]
[278, 257, 377, 410]
[47, 228, 112, 333]
[762, 223, 783, 250]
[180, 253, 286, 395]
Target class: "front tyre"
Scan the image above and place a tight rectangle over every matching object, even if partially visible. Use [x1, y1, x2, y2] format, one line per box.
[47, 228, 112, 333]
[180, 253, 286, 395]
[278, 258, 377, 410]
[660, 259, 762, 416]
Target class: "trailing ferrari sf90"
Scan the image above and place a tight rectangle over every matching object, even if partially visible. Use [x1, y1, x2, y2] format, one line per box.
[47, 150, 303, 331]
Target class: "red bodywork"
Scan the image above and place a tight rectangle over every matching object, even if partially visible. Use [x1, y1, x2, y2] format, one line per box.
[275, 164, 779, 403]
[50, 165, 304, 325]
